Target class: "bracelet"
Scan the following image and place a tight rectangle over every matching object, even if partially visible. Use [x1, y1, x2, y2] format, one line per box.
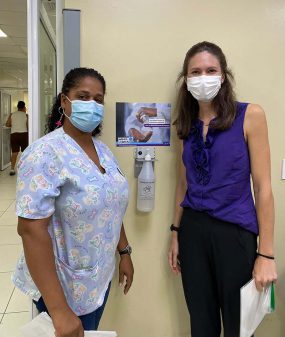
[170, 224, 179, 232]
[256, 252, 275, 260]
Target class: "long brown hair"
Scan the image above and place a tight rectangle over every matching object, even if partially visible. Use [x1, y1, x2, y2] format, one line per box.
[173, 41, 236, 139]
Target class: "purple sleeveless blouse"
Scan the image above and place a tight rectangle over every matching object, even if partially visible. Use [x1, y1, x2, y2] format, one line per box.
[181, 102, 258, 234]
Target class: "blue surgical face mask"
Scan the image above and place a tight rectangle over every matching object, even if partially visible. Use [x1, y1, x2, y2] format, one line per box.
[64, 96, 104, 133]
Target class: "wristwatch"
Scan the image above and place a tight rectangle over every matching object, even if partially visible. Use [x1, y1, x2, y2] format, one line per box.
[170, 224, 179, 232]
[119, 245, 132, 256]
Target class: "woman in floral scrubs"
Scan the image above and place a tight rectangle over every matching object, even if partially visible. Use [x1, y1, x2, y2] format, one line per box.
[13, 68, 134, 337]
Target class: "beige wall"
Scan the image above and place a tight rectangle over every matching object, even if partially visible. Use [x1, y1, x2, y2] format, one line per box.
[65, 1, 285, 336]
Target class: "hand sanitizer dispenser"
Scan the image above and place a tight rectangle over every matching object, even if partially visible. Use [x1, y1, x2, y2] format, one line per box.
[137, 153, 155, 212]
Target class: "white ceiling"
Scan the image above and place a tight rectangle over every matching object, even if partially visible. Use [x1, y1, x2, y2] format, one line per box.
[0, 0, 27, 88]
[0, 0, 56, 89]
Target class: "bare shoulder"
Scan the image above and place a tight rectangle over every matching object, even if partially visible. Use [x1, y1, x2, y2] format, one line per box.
[246, 103, 266, 118]
[244, 103, 267, 136]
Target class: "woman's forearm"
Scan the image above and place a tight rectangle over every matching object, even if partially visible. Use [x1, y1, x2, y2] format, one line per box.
[173, 180, 187, 228]
[117, 224, 129, 252]
[19, 218, 69, 315]
[173, 141, 187, 228]
[255, 187, 275, 255]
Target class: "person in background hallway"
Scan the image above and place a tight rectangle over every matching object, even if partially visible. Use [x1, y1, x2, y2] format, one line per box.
[5, 100, 28, 176]
[13, 68, 134, 337]
[168, 41, 277, 337]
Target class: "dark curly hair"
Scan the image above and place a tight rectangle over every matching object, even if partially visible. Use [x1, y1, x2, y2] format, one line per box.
[173, 41, 236, 139]
[17, 101, 26, 109]
[46, 67, 106, 136]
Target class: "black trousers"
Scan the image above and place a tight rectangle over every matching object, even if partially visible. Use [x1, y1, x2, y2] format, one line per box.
[178, 208, 257, 337]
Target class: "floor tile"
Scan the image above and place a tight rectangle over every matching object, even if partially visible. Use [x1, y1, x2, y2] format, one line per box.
[0, 186, 15, 199]
[0, 212, 17, 226]
[0, 227, 21, 245]
[0, 245, 22, 272]
[0, 171, 10, 178]
[5, 201, 16, 213]
[0, 312, 30, 337]
[0, 194, 15, 201]
[0, 176, 16, 185]
[6, 287, 30, 314]
[0, 273, 14, 314]
[0, 183, 15, 189]
[0, 179, 16, 184]
[0, 200, 14, 212]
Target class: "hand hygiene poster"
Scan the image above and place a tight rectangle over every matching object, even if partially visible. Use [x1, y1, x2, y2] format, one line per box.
[116, 102, 171, 146]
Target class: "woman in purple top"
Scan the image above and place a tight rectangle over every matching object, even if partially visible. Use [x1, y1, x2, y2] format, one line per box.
[168, 41, 277, 337]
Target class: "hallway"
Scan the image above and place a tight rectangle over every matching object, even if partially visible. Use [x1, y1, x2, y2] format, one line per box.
[0, 168, 29, 336]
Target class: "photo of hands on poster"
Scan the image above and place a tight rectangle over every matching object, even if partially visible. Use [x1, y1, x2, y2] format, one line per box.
[116, 102, 171, 146]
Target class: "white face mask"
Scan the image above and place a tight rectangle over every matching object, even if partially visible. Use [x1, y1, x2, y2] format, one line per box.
[186, 75, 222, 102]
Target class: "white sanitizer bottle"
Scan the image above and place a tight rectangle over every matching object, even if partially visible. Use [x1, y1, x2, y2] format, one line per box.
[137, 153, 155, 212]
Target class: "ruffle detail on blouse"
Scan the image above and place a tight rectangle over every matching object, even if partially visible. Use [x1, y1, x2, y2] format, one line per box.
[190, 120, 218, 185]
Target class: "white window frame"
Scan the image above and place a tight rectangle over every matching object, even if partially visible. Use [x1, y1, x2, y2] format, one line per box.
[27, 0, 63, 143]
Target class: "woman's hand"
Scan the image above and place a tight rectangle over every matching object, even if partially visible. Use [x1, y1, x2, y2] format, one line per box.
[252, 256, 277, 291]
[52, 306, 84, 337]
[168, 232, 180, 274]
[136, 108, 157, 123]
[129, 128, 153, 142]
[119, 254, 134, 294]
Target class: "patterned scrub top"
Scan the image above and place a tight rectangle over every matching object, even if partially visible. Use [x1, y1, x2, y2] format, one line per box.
[12, 127, 129, 316]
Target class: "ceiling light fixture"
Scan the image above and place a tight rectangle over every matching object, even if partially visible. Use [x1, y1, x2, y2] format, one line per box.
[0, 29, 7, 37]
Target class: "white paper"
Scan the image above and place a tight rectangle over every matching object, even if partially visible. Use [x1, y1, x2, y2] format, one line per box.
[240, 279, 272, 337]
[20, 312, 117, 337]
